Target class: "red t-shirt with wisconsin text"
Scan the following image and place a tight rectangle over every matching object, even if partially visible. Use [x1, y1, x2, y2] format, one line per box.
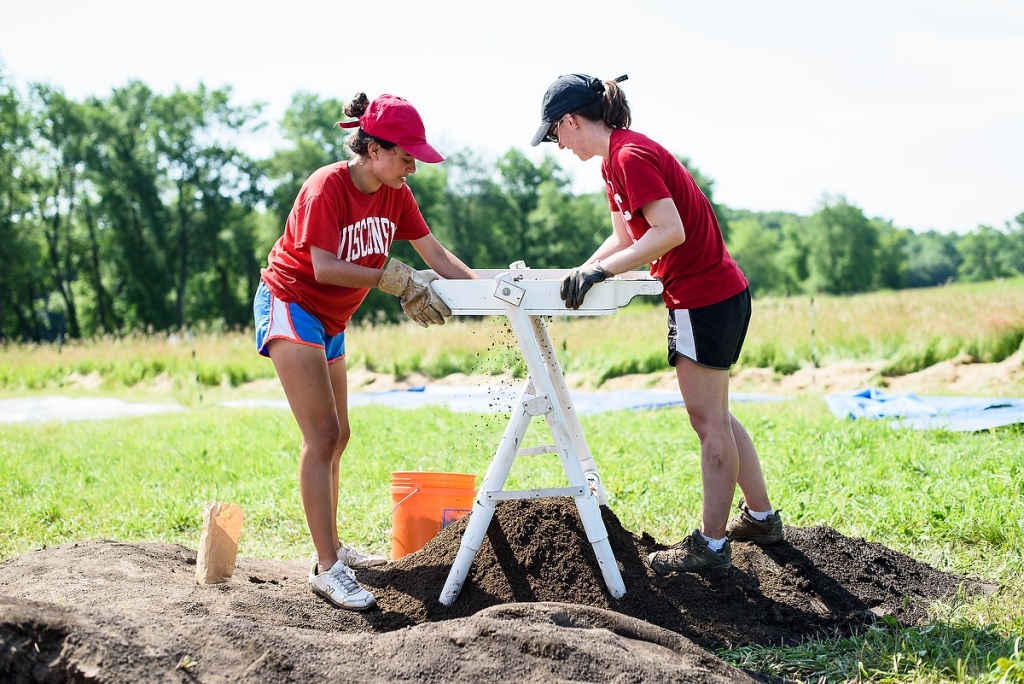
[260, 161, 430, 335]
[601, 129, 747, 309]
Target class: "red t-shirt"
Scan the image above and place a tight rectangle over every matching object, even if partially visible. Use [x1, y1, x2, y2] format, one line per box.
[260, 161, 430, 335]
[601, 129, 747, 309]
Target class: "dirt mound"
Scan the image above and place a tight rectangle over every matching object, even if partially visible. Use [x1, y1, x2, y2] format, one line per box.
[0, 499, 981, 682]
[602, 351, 1024, 398]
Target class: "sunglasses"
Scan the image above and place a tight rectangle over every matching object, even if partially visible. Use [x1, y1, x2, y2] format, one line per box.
[545, 115, 568, 143]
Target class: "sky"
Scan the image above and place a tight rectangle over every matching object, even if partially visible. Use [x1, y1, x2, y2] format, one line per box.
[1, 0, 1021, 234]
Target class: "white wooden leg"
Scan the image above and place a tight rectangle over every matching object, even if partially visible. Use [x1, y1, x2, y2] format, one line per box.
[440, 300, 626, 605]
[439, 382, 534, 606]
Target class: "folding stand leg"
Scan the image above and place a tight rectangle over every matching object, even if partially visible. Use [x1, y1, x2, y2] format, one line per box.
[516, 313, 624, 600]
[438, 305, 625, 606]
[439, 381, 536, 606]
[528, 315, 608, 505]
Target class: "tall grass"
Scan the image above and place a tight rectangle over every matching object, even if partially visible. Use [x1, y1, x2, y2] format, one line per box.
[0, 330, 276, 402]
[3, 277, 1023, 398]
[747, 278, 1024, 371]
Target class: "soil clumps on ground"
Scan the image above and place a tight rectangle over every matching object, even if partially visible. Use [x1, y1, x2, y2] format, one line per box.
[1, 498, 979, 683]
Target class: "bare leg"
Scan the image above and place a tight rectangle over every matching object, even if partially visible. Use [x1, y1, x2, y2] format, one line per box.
[267, 339, 347, 571]
[675, 358, 771, 538]
[327, 358, 351, 551]
[732, 415, 771, 513]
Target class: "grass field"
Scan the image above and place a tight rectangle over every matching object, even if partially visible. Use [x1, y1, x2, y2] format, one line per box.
[3, 277, 1023, 399]
[2, 277, 1024, 682]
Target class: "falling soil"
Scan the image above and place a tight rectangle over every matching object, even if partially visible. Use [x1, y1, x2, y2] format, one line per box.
[0, 498, 982, 683]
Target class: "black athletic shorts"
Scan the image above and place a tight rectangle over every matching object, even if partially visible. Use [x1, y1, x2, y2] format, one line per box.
[667, 287, 751, 370]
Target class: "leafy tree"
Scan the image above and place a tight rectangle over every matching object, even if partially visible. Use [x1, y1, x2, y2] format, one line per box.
[722, 209, 808, 295]
[495, 149, 544, 265]
[438, 148, 520, 269]
[956, 224, 1015, 282]
[5, 73, 1021, 342]
[522, 156, 604, 268]
[904, 230, 960, 287]
[776, 215, 812, 294]
[1007, 212, 1024, 275]
[87, 81, 174, 332]
[29, 84, 97, 339]
[806, 195, 878, 294]
[873, 219, 909, 290]
[728, 217, 785, 296]
[150, 84, 265, 329]
[0, 69, 50, 341]
[528, 186, 607, 268]
[75, 185, 119, 335]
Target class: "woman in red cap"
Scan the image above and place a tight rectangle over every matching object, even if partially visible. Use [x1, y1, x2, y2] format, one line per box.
[255, 92, 476, 610]
[532, 74, 783, 573]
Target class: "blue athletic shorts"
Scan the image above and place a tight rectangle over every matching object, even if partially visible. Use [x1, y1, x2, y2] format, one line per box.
[253, 280, 346, 363]
[667, 287, 751, 370]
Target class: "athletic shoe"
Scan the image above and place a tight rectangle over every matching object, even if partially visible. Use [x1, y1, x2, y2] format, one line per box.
[337, 543, 388, 569]
[310, 544, 388, 570]
[725, 498, 784, 544]
[647, 529, 732, 574]
[309, 559, 376, 610]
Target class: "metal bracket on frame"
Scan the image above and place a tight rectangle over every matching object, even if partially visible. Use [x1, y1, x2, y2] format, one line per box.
[493, 277, 526, 307]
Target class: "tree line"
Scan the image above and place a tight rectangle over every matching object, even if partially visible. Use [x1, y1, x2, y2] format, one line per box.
[2, 71, 1022, 343]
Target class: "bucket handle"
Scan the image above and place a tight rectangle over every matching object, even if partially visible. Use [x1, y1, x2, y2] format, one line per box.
[390, 488, 420, 516]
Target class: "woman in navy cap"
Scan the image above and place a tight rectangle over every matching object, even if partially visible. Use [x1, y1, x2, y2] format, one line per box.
[532, 74, 783, 573]
[256, 92, 476, 609]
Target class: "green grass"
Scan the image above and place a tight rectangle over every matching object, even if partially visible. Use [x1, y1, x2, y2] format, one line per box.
[729, 614, 1024, 683]
[1, 398, 1022, 682]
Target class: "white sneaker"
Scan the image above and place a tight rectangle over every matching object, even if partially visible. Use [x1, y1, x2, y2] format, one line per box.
[309, 559, 376, 610]
[337, 543, 388, 569]
[309, 544, 388, 571]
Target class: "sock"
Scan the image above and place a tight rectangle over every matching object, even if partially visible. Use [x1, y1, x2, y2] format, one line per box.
[700, 533, 727, 552]
[747, 508, 774, 521]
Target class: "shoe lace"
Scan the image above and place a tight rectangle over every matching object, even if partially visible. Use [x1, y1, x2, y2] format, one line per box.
[338, 543, 361, 559]
[684, 533, 708, 555]
[339, 543, 380, 562]
[329, 563, 363, 594]
[668, 532, 701, 552]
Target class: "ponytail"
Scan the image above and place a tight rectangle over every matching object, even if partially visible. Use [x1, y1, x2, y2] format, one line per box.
[574, 75, 631, 130]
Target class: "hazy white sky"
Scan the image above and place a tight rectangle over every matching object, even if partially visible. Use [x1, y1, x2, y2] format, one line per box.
[2, 0, 1021, 233]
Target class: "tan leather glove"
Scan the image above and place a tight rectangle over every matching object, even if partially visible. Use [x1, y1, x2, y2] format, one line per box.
[377, 258, 452, 327]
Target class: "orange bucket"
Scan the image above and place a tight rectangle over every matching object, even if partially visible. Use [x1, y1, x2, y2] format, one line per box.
[390, 471, 476, 560]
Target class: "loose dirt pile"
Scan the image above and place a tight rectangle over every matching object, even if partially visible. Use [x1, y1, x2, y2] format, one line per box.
[0, 498, 980, 683]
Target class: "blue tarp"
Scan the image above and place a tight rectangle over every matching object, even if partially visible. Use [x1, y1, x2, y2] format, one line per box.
[824, 388, 1024, 431]
[0, 396, 185, 423]
[223, 386, 785, 415]
[0, 388, 785, 424]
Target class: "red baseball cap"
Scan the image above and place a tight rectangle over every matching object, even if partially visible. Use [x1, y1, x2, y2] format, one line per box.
[337, 94, 444, 163]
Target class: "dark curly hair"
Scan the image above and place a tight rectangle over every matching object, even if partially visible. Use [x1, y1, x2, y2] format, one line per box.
[342, 92, 397, 157]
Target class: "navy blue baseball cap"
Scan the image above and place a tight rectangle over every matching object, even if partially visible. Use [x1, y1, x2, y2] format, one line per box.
[530, 73, 627, 146]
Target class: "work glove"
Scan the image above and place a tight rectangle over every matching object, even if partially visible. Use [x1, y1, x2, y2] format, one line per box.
[560, 262, 613, 310]
[377, 258, 452, 327]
